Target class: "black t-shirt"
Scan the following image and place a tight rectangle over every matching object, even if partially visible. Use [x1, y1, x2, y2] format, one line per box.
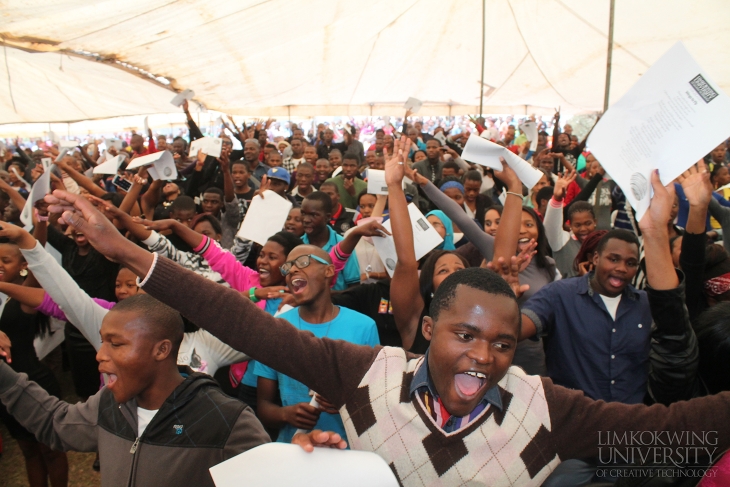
[48, 226, 119, 302]
[331, 281, 402, 347]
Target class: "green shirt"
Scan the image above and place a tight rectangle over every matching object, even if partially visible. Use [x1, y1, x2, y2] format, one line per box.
[324, 176, 367, 210]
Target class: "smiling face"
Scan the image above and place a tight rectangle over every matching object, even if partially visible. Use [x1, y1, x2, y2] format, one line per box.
[283, 246, 334, 306]
[422, 287, 519, 417]
[97, 310, 169, 405]
[0, 243, 26, 283]
[243, 141, 259, 163]
[591, 238, 640, 297]
[316, 159, 332, 180]
[257, 240, 288, 287]
[569, 211, 597, 242]
[483, 209, 501, 236]
[431, 253, 466, 291]
[285, 208, 304, 237]
[115, 268, 140, 301]
[519, 211, 539, 253]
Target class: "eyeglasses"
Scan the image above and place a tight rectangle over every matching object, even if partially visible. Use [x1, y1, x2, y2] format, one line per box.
[280, 254, 330, 276]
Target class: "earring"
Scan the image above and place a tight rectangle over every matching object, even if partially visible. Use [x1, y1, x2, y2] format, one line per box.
[430, 292, 434, 298]
[20, 269, 28, 277]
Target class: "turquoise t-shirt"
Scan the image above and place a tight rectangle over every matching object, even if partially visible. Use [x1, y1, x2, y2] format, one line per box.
[252, 306, 379, 444]
[240, 297, 282, 387]
[302, 226, 360, 290]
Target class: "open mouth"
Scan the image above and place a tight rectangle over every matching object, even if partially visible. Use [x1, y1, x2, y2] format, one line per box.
[105, 373, 118, 389]
[290, 277, 308, 294]
[608, 276, 625, 288]
[517, 238, 531, 251]
[454, 371, 487, 397]
[258, 268, 270, 280]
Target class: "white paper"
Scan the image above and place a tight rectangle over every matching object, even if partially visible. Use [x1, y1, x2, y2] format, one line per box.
[189, 136, 223, 158]
[589, 42, 730, 220]
[104, 138, 123, 151]
[367, 169, 388, 195]
[331, 166, 343, 178]
[519, 121, 539, 151]
[10, 167, 31, 192]
[59, 139, 77, 149]
[40, 157, 52, 170]
[54, 147, 71, 163]
[93, 155, 122, 175]
[210, 443, 398, 487]
[236, 190, 293, 245]
[143, 116, 149, 134]
[33, 318, 65, 361]
[434, 131, 447, 145]
[403, 97, 423, 114]
[20, 163, 52, 226]
[170, 89, 195, 107]
[462, 135, 543, 188]
[126, 150, 178, 180]
[371, 203, 444, 277]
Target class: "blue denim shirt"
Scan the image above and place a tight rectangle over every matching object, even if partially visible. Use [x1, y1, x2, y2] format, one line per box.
[522, 273, 652, 404]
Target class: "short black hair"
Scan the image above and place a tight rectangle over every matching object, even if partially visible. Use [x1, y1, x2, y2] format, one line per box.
[172, 136, 187, 149]
[169, 195, 196, 213]
[568, 201, 595, 221]
[110, 294, 184, 353]
[535, 186, 554, 207]
[303, 191, 333, 215]
[429, 267, 518, 322]
[442, 161, 461, 173]
[358, 191, 376, 205]
[319, 181, 337, 192]
[267, 231, 303, 256]
[297, 162, 314, 172]
[231, 159, 251, 172]
[596, 229, 640, 255]
[342, 153, 359, 164]
[203, 187, 224, 198]
[192, 213, 222, 235]
[463, 169, 483, 183]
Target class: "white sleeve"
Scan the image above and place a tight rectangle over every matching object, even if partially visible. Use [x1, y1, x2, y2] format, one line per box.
[21, 241, 108, 350]
[194, 329, 249, 374]
[543, 199, 571, 251]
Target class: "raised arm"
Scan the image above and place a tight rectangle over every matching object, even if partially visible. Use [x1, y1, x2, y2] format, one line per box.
[55, 158, 106, 198]
[0, 178, 28, 217]
[639, 169, 699, 404]
[43, 190, 379, 408]
[544, 171, 575, 250]
[386, 138, 423, 350]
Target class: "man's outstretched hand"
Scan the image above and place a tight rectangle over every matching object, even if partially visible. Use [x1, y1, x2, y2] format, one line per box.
[292, 430, 348, 453]
[44, 190, 153, 277]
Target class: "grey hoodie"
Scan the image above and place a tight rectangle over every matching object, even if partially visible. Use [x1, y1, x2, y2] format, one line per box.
[0, 362, 269, 486]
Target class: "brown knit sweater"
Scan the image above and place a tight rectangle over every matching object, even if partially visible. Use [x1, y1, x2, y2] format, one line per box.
[143, 256, 730, 486]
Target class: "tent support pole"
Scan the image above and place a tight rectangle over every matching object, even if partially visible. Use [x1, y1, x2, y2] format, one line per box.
[603, 0, 616, 112]
[479, 0, 485, 117]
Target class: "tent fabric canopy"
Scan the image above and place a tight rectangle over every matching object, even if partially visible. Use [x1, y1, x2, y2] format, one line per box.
[1, 0, 729, 122]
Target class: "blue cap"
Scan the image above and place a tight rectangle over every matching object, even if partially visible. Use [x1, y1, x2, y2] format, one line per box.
[267, 167, 290, 184]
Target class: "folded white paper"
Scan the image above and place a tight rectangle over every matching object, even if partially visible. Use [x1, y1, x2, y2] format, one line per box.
[54, 148, 71, 163]
[143, 116, 149, 134]
[404, 97, 423, 114]
[367, 169, 388, 195]
[126, 151, 178, 180]
[236, 190, 293, 245]
[93, 155, 122, 175]
[189, 136, 223, 158]
[434, 131, 447, 145]
[170, 89, 195, 107]
[371, 203, 443, 277]
[209, 443, 398, 487]
[519, 121, 539, 151]
[462, 135, 543, 188]
[59, 139, 77, 148]
[40, 157, 52, 170]
[104, 138, 123, 151]
[589, 42, 730, 220]
[20, 164, 52, 227]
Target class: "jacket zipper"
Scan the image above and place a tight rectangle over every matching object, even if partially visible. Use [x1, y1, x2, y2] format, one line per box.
[127, 437, 141, 486]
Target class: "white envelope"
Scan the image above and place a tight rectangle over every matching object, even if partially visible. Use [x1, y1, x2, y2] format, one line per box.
[371, 203, 444, 277]
[367, 169, 404, 195]
[209, 443, 398, 487]
[404, 97, 423, 114]
[236, 190, 293, 245]
[126, 151, 178, 180]
[104, 138, 123, 150]
[588, 41, 730, 220]
[93, 155, 122, 175]
[518, 121, 539, 151]
[40, 158, 52, 170]
[170, 89, 195, 107]
[59, 139, 77, 148]
[20, 164, 52, 227]
[189, 136, 223, 158]
[461, 135, 543, 188]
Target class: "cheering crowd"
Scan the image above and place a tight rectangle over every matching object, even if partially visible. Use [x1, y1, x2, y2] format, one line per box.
[0, 104, 729, 487]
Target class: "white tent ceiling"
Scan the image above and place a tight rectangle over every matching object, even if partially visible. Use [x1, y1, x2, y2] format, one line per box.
[1, 0, 729, 122]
